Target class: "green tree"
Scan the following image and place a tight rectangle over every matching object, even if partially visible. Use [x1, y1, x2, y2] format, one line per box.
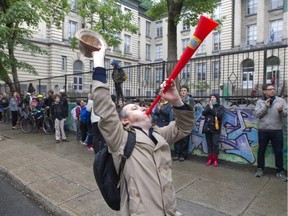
[74, 0, 138, 48]
[146, 0, 219, 62]
[0, 0, 69, 92]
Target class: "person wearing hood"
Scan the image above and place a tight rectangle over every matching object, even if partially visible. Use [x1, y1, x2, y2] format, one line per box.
[111, 60, 124, 102]
[254, 83, 287, 182]
[202, 94, 225, 167]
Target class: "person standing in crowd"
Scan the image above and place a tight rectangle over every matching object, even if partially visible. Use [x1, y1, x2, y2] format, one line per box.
[86, 93, 105, 153]
[0, 93, 3, 122]
[1, 92, 10, 124]
[173, 85, 195, 161]
[202, 94, 225, 167]
[152, 98, 173, 127]
[27, 83, 36, 95]
[254, 83, 287, 181]
[9, 91, 19, 130]
[45, 90, 54, 117]
[111, 60, 124, 102]
[91, 43, 194, 215]
[51, 94, 69, 143]
[59, 89, 69, 131]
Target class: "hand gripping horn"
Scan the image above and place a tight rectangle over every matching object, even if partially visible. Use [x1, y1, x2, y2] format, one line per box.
[146, 16, 219, 115]
[75, 29, 108, 58]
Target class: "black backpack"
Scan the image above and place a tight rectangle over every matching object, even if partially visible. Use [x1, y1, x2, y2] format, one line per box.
[93, 131, 136, 211]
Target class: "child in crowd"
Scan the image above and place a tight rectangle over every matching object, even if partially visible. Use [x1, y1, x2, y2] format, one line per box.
[51, 94, 69, 143]
[73, 99, 83, 142]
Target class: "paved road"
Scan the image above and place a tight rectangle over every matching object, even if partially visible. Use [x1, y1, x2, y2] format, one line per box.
[0, 174, 50, 216]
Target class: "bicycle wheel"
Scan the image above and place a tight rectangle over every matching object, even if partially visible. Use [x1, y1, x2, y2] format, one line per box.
[20, 117, 34, 134]
[43, 117, 54, 135]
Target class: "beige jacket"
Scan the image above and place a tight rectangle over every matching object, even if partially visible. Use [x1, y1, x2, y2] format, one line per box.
[92, 80, 194, 216]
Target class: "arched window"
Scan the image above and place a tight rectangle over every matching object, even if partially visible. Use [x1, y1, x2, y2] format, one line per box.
[242, 59, 254, 89]
[73, 60, 83, 91]
[266, 56, 280, 86]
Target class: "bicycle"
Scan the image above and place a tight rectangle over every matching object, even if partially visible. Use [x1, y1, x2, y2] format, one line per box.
[20, 107, 54, 135]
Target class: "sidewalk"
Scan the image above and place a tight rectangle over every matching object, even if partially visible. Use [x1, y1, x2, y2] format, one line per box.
[0, 123, 287, 216]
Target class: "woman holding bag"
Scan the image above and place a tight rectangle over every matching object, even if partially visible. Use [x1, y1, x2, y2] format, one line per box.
[202, 94, 225, 167]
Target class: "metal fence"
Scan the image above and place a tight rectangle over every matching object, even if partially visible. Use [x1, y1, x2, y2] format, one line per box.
[0, 44, 287, 106]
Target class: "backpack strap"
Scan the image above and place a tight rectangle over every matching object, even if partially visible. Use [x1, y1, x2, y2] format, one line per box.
[118, 131, 136, 202]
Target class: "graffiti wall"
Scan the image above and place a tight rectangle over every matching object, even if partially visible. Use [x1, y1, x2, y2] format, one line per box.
[191, 105, 287, 169]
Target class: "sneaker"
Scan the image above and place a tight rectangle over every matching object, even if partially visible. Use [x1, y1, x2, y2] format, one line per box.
[81, 141, 87, 146]
[56, 140, 60, 143]
[255, 168, 263, 177]
[62, 139, 69, 142]
[179, 157, 185, 162]
[172, 156, 179, 161]
[276, 171, 288, 182]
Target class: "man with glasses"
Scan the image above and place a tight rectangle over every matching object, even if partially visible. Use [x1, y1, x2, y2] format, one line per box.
[254, 83, 287, 181]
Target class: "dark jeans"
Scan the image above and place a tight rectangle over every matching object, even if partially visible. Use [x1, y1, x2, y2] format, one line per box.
[11, 111, 18, 127]
[92, 122, 105, 154]
[3, 108, 10, 123]
[174, 134, 190, 158]
[257, 130, 284, 173]
[114, 82, 124, 102]
[205, 132, 220, 155]
[80, 122, 91, 142]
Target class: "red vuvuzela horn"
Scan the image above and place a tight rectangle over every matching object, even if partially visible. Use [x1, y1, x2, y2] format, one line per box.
[146, 16, 219, 116]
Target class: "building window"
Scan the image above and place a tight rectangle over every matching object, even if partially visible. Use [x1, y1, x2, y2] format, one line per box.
[138, 41, 140, 59]
[269, 19, 283, 43]
[156, 21, 163, 37]
[197, 41, 206, 54]
[104, 58, 110, 70]
[181, 38, 190, 52]
[213, 3, 221, 20]
[213, 61, 220, 80]
[270, 0, 283, 10]
[61, 56, 67, 72]
[146, 44, 151, 60]
[146, 21, 151, 37]
[124, 34, 131, 53]
[124, 62, 131, 81]
[242, 59, 254, 89]
[182, 22, 190, 31]
[69, 21, 77, 39]
[246, 24, 257, 46]
[145, 67, 151, 83]
[68, 0, 77, 12]
[155, 68, 162, 83]
[196, 63, 206, 81]
[181, 64, 190, 80]
[247, 0, 257, 15]
[124, 7, 131, 14]
[213, 32, 221, 51]
[114, 32, 121, 51]
[90, 60, 94, 72]
[73, 60, 83, 91]
[156, 44, 162, 60]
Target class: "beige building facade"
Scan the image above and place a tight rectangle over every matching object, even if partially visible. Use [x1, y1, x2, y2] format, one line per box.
[3, 0, 287, 98]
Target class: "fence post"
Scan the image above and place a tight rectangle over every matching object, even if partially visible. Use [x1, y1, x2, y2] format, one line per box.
[162, 61, 166, 81]
[263, 48, 267, 85]
[64, 75, 67, 92]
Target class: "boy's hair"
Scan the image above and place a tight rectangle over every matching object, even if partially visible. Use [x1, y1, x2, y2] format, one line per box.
[53, 93, 60, 99]
[76, 99, 82, 106]
[180, 85, 189, 92]
[262, 83, 274, 90]
[48, 90, 54, 95]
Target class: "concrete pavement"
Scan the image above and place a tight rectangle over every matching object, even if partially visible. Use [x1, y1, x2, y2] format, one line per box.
[0, 123, 287, 216]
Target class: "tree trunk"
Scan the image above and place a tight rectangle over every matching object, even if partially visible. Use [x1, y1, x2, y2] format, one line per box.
[166, 0, 183, 89]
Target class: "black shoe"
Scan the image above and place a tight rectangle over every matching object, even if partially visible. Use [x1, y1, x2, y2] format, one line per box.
[56, 140, 60, 143]
[62, 139, 69, 142]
